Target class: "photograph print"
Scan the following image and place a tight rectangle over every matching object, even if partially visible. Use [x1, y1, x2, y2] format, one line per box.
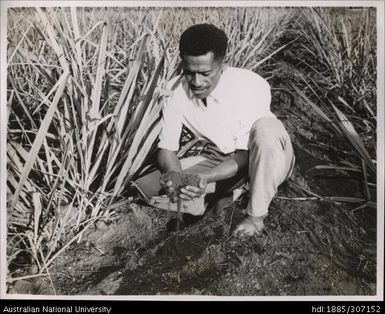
[2, 1, 383, 298]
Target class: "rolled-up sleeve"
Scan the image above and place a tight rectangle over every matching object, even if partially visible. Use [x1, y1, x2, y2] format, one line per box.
[158, 97, 183, 152]
[234, 126, 250, 151]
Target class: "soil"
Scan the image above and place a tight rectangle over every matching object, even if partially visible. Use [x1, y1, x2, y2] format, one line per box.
[160, 171, 201, 198]
[7, 88, 377, 297]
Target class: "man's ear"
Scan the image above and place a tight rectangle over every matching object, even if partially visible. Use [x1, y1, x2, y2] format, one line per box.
[220, 62, 228, 73]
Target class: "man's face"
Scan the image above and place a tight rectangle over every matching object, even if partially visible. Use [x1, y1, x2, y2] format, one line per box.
[181, 51, 224, 99]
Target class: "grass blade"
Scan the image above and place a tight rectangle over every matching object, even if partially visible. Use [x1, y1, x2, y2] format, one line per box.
[331, 103, 375, 174]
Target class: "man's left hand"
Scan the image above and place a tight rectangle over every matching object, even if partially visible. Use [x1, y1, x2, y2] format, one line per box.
[179, 174, 208, 200]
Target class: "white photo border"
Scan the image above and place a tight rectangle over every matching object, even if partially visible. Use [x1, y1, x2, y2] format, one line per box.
[0, 0, 383, 301]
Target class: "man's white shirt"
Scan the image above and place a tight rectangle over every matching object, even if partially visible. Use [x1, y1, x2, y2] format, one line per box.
[158, 66, 276, 154]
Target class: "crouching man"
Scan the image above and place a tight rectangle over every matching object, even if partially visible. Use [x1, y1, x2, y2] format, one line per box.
[135, 24, 295, 236]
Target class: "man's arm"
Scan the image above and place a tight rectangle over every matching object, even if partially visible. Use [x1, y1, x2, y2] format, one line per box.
[203, 150, 248, 183]
[157, 148, 182, 173]
[179, 150, 248, 200]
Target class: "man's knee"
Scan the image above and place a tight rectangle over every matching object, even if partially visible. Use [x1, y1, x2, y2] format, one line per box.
[249, 117, 286, 149]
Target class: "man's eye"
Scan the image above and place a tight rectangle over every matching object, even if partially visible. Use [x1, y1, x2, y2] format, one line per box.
[183, 70, 210, 76]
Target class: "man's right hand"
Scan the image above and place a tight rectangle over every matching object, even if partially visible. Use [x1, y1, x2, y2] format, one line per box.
[159, 177, 178, 203]
[158, 148, 182, 203]
[179, 173, 208, 201]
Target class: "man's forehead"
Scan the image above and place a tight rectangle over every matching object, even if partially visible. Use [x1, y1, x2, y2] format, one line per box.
[182, 62, 214, 72]
[181, 53, 221, 71]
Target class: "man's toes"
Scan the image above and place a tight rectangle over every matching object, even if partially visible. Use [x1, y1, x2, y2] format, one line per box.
[252, 228, 263, 237]
[234, 229, 261, 237]
[233, 221, 263, 237]
[233, 223, 246, 233]
[233, 226, 251, 237]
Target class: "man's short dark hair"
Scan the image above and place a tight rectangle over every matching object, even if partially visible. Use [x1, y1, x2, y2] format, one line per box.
[179, 24, 228, 60]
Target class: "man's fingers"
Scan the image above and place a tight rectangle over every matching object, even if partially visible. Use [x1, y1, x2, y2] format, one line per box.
[184, 185, 202, 194]
[160, 179, 172, 187]
[160, 179, 174, 196]
[198, 180, 207, 189]
[180, 187, 201, 199]
[179, 193, 193, 201]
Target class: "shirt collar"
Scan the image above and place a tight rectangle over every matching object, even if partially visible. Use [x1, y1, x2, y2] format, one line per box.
[209, 86, 221, 103]
[210, 64, 228, 103]
[181, 66, 228, 104]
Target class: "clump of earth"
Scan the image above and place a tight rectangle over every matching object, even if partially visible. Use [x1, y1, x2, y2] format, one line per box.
[160, 171, 201, 198]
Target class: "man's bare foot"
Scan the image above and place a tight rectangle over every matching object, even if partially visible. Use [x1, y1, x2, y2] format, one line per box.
[233, 214, 266, 236]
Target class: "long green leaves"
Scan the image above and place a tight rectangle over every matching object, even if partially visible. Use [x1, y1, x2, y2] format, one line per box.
[10, 72, 69, 211]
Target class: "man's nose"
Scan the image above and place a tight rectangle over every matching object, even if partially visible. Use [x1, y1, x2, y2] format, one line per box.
[191, 73, 202, 87]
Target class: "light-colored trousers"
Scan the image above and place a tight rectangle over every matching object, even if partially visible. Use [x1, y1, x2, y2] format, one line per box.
[134, 117, 295, 217]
